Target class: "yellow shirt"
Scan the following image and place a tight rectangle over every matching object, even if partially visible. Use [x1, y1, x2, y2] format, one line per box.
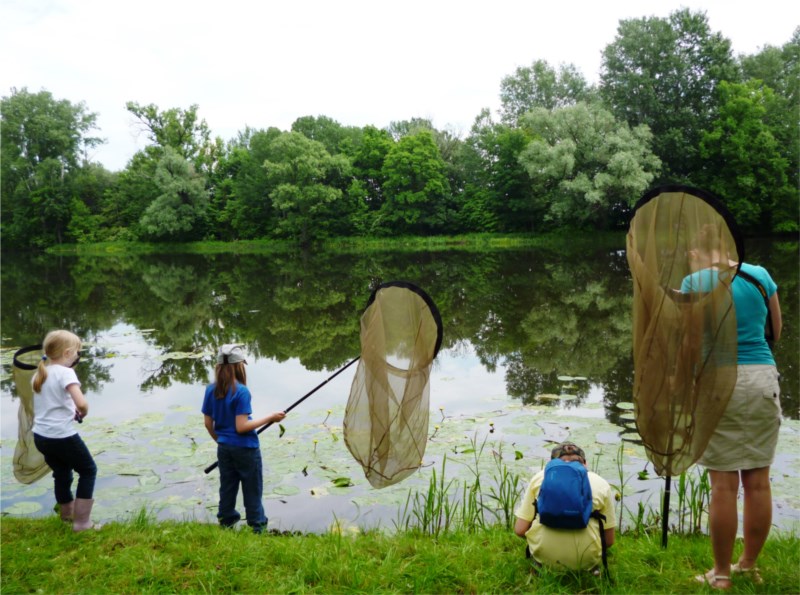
[515, 469, 616, 570]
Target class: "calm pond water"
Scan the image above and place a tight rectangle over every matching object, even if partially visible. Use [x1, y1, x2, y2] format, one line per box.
[2, 238, 798, 533]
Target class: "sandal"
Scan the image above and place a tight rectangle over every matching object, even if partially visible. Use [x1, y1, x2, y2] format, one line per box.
[731, 563, 763, 584]
[695, 569, 732, 590]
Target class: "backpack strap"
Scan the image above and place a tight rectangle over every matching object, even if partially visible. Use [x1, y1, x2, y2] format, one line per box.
[736, 268, 775, 344]
[591, 510, 610, 578]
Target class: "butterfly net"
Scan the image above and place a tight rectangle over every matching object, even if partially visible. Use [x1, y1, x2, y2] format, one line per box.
[344, 281, 443, 488]
[12, 345, 51, 484]
[627, 186, 743, 476]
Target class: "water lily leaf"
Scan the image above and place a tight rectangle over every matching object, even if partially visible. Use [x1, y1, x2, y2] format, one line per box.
[138, 472, 161, 486]
[536, 393, 561, 400]
[18, 486, 48, 498]
[270, 485, 301, 496]
[515, 450, 524, 460]
[4, 501, 42, 514]
[332, 477, 353, 488]
[616, 402, 635, 410]
[154, 351, 208, 361]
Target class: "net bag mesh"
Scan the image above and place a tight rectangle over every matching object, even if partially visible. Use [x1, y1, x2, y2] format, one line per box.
[627, 186, 742, 476]
[344, 281, 443, 488]
[12, 345, 51, 484]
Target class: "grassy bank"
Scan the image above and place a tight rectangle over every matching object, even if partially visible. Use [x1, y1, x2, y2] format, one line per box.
[42, 231, 626, 255]
[1, 513, 797, 594]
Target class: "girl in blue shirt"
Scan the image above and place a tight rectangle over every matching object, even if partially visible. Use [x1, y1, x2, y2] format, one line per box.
[202, 344, 285, 533]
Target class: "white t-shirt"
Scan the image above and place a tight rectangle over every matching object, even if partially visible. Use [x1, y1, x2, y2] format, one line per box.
[32, 364, 81, 439]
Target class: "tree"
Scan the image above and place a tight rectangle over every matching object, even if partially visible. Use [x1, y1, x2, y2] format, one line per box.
[599, 9, 737, 182]
[698, 81, 791, 232]
[209, 126, 283, 240]
[499, 60, 593, 126]
[518, 103, 661, 229]
[291, 115, 362, 156]
[263, 131, 352, 245]
[461, 109, 540, 232]
[125, 102, 219, 173]
[739, 29, 800, 226]
[1, 87, 103, 247]
[138, 147, 209, 241]
[379, 130, 452, 235]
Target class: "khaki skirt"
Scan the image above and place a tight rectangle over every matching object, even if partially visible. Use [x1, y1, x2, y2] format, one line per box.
[699, 365, 782, 472]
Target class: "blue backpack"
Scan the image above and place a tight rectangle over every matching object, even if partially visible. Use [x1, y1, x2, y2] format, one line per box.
[534, 458, 593, 528]
[530, 458, 610, 576]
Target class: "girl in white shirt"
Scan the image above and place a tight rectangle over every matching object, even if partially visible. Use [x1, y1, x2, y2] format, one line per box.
[32, 329, 99, 531]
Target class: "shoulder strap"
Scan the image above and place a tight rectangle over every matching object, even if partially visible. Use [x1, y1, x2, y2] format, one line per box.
[591, 511, 610, 577]
[736, 269, 775, 342]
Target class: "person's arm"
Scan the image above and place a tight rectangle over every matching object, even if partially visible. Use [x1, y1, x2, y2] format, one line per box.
[514, 516, 532, 538]
[67, 383, 88, 418]
[604, 526, 615, 548]
[235, 410, 286, 434]
[769, 291, 782, 342]
[204, 415, 217, 442]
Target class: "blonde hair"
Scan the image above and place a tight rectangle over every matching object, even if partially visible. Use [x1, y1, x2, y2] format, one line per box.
[32, 330, 82, 393]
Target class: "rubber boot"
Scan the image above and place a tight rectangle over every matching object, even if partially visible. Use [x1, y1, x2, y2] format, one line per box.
[59, 500, 75, 522]
[72, 498, 101, 532]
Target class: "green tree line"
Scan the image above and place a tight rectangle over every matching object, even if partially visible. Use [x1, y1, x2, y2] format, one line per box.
[2, 9, 797, 249]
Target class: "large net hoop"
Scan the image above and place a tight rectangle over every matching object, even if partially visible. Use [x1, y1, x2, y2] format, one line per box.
[344, 281, 443, 488]
[627, 185, 743, 476]
[11, 344, 51, 484]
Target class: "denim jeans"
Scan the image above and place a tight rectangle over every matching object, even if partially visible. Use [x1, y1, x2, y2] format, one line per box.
[33, 433, 97, 503]
[216, 442, 267, 532]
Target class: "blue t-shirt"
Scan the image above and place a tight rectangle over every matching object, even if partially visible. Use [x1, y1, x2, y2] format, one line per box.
[201, 382, 259, 448]
[681, 262, 777, 365]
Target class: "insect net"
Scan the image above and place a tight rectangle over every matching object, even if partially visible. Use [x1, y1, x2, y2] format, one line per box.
[626, 185, 743, 476]
[344, 281, 443, 488]
[11, 345, 51, 484]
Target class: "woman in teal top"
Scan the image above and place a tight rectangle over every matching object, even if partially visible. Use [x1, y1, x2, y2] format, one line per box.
[684, 255, 783, 589]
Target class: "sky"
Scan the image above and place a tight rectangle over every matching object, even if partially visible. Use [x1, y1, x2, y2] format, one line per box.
[2, 0, 797, 172]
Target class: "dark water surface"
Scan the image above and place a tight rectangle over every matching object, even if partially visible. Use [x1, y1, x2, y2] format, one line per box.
[2, 238, 797, 532]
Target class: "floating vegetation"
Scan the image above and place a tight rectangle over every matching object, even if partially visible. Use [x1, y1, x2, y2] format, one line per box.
[2, 398, 798, 536]
[3, 501, 42, 515]
[616, 402, 635, 410]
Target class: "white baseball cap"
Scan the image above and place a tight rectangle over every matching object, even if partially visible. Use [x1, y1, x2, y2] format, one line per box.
[217, 344, 248, 364]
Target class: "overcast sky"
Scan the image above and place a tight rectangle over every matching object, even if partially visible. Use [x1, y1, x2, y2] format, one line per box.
[2, 0, 797, 172]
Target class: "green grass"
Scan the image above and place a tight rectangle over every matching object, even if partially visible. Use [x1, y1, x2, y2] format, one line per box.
[1, 513, 797, 594]
[44, 231, 627, 255]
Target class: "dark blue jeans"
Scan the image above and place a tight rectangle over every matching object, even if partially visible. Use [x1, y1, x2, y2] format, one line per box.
[216, 443, 267, 533]
[33, 433, 97, 503]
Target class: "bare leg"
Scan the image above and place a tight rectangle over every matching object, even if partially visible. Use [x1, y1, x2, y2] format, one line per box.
[738, 466, 772, 568]
[707, 469, 739, 585]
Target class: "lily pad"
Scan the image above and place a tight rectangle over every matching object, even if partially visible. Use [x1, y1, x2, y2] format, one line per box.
[4, 501, 42, 515]
[616, 402, 635, 411]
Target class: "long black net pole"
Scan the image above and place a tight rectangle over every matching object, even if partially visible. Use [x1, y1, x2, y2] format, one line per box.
[204, 356, 359, 474]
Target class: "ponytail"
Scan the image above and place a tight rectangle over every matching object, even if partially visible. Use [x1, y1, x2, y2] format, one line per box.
[214, 361, 247, 399]
[32, 359, 48, 393]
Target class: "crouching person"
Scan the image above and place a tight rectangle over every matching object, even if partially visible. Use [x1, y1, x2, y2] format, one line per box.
[514, 442, 616, 575]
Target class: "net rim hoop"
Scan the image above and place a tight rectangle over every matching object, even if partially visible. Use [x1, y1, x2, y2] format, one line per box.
[365, 280, 444, 358]
[631, 184, 745, 269]
[13, 344, 43, 371]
